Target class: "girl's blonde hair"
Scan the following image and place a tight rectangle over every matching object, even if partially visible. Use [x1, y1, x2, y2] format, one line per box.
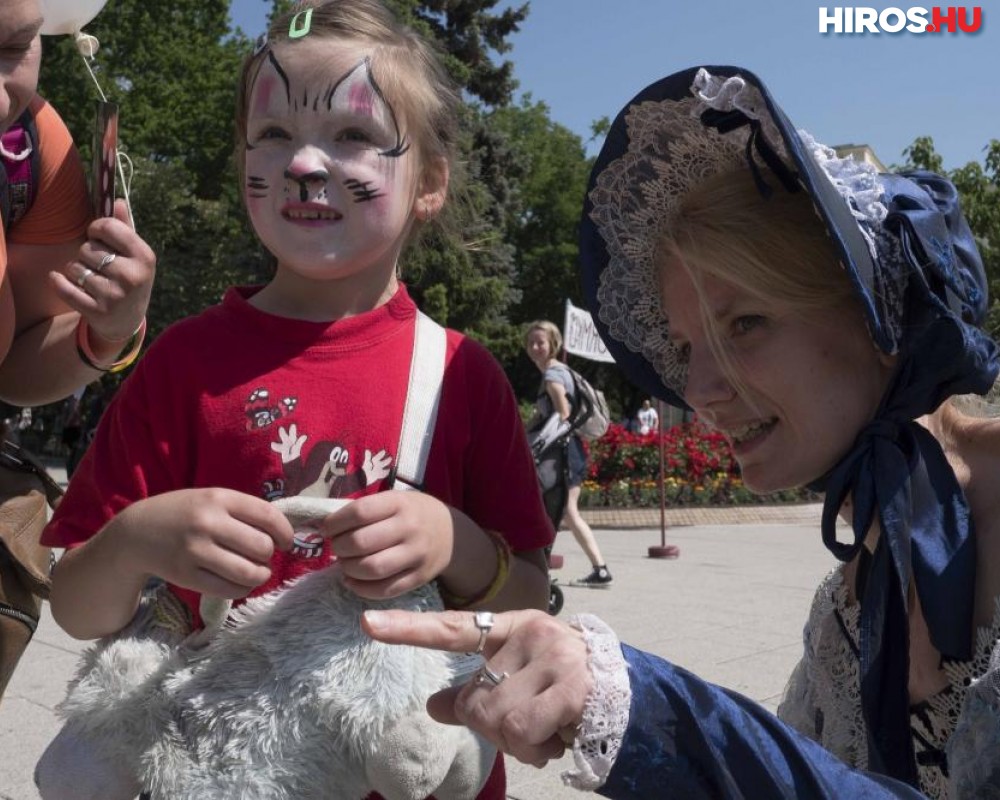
[657, 168, 865, 398]
[234, 0, 460, 205]
[524, 320, 563, 357]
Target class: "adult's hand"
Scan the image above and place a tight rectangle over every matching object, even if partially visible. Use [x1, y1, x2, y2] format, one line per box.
[51, 198, 155, 347]
[362, 608, 592, 768]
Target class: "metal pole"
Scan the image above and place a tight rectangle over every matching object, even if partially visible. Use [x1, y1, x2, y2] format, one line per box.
[649, 399, 676, 558]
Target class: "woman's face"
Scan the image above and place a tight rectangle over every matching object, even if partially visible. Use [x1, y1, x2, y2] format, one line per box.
[0, 0, 43, 135]
[660, 256, 895, 493]
[525, 328, 552, 368]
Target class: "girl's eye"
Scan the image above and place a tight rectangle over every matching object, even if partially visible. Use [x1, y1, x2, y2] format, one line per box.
[256, 126, 291, 141]
[732, 315, 765, 336]
[337, 128, 372, 144]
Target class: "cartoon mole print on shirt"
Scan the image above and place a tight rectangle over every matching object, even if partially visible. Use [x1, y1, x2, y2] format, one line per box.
[243, 387, 394, 558]
[271, 422, 393, 499]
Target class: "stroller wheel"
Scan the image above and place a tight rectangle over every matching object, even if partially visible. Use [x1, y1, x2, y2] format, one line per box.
[548, 580, 564, 616]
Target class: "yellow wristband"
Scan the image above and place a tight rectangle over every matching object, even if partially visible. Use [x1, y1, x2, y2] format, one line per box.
[439, 528, 512, 609]
[76, 317, 147, 373]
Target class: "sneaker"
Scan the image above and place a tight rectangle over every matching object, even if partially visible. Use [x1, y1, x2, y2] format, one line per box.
[571, 566, 613, 588]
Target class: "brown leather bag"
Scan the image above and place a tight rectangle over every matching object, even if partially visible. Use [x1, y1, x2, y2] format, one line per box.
[0, 440, 62, 700]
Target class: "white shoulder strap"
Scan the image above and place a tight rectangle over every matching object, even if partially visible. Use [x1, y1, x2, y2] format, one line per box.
[394, 311, 446, 490]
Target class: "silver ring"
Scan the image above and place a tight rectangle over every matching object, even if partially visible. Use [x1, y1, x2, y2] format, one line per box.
[77, 268, 94, 288]
[96, 251, 117, 272]
[474, 664, 508, 688]
[467, 610, 494, 656]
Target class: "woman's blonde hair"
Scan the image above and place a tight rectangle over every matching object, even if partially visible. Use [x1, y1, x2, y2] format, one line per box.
[524, 320, 563, 356]
[657, 168, 865, 398]
[234, 0, 460, 207]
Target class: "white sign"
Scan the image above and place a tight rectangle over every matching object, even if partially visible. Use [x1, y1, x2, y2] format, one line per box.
[563, 300, 615, 363]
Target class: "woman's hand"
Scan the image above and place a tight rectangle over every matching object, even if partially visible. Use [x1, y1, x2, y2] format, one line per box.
[50, 198, 155, 348]
[362, 608, 592, 768]
[321, 491, 457, 599]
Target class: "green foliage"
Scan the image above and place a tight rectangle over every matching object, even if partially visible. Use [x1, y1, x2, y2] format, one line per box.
[387, 0, 528, 106]
[39, 0, 246, 198]
[901, 137, 1000, 338]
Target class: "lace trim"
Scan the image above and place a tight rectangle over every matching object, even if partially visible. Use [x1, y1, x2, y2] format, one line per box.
[588, 68, 903, 399]
[560, 613, 631, 791]
[781, 567, 1000, 799]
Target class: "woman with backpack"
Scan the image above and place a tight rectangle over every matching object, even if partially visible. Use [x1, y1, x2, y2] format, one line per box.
[524, 320, 613, 588]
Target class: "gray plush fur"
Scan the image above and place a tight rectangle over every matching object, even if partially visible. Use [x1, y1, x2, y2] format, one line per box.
[36, 497, 494, 800]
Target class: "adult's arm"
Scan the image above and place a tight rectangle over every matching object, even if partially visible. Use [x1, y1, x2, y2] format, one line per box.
[363, 608, 927, 799]
[599, 645, 925, 799]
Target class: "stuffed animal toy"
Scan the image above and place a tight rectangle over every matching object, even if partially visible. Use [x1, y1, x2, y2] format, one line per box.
[35, 496, 495, 800]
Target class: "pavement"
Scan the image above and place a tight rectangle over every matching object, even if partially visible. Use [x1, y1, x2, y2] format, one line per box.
[0, 467, 840, 800]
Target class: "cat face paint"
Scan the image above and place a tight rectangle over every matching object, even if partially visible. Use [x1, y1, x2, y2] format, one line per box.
[244, 39, 419, 284]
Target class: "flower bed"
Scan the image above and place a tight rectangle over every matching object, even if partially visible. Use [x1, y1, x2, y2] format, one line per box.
[578, 422, 815, 507]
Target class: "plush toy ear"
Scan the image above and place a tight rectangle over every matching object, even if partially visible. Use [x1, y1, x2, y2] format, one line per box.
[36, 725, 144, 800]
[365, 712, 452, 799]
[436, 727, 497, 800]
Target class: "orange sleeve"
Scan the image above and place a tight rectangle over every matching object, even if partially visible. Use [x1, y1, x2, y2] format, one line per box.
[8, 95, 93, 245]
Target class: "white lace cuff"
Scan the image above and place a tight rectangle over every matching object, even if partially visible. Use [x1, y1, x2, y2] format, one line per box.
[560, 613, 631, 791]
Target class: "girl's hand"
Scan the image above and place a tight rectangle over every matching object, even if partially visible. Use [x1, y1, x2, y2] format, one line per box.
[362, 608, 592, 768]
[322, 491, 456, 599]
[110, 488, 294, 598]
[50, 199, 156, 346]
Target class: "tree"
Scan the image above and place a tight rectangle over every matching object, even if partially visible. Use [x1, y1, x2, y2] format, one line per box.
[902, 137, 1000, 338]
[38, 0, 247, 198]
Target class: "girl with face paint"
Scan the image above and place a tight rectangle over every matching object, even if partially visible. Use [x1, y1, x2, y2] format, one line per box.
[40, 3, 553, 798]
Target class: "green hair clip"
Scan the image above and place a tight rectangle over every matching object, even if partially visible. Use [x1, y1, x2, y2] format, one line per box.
[289, 8, 313, 39]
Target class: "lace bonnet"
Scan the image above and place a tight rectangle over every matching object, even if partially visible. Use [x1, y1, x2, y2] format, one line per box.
[579, 65, 990, 409]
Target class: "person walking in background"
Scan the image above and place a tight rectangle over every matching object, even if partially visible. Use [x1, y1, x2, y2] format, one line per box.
[636, 398, 658, 435]
[524, 320, 612, 588]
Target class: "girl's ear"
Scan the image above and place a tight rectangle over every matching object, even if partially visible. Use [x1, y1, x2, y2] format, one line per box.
[414, 156, 449, 221]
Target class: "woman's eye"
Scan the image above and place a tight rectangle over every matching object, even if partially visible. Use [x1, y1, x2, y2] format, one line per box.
[1, 41, 33, 56]
[732, 315, 765, 336]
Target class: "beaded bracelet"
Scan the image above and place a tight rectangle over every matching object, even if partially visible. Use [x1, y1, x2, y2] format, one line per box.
[439, 527, 512, 609]
[75, 317, 147, 373]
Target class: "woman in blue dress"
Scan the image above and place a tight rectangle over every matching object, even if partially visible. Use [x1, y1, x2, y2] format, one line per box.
[364, 65, 1000, 799]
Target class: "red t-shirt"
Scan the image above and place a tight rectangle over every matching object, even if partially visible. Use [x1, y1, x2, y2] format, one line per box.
[43, 284, 553, 800]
